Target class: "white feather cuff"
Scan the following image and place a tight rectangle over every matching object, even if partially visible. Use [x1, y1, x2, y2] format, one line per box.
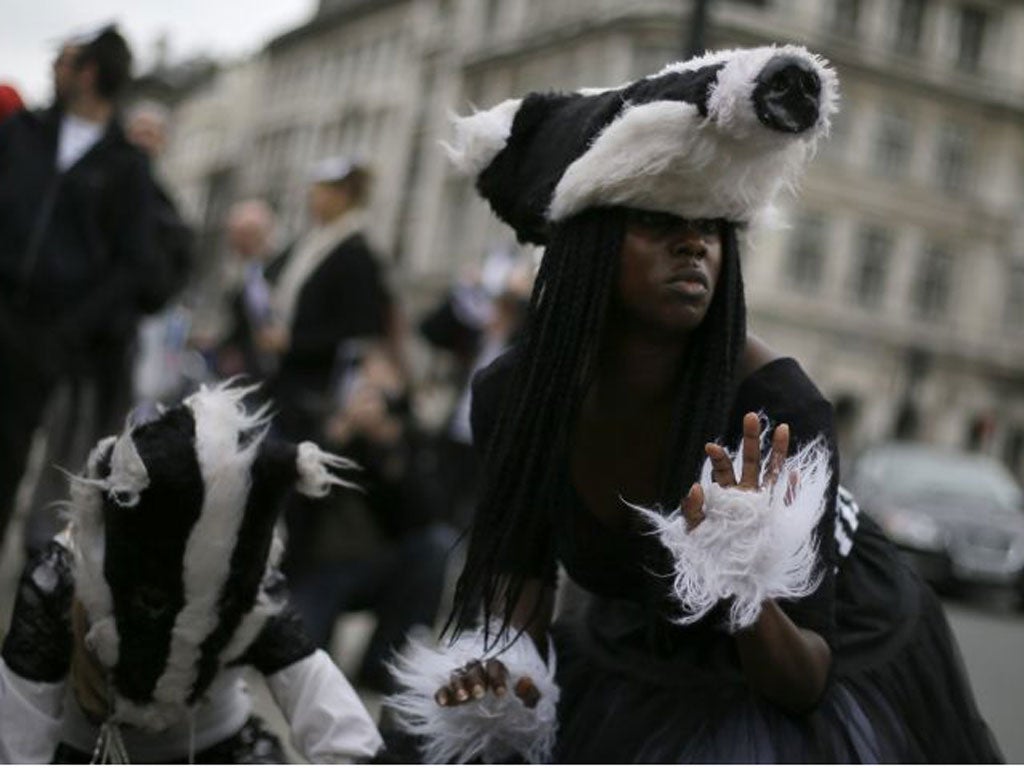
[638, 436, 832, 632]
[295, 442, 359, 497]
[385, 628, 559, 764]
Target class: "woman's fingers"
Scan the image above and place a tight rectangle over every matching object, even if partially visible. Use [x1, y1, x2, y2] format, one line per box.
[765, 423, 790, 488]
[706, 442, 736, 487]
[449, 670, 471, 703]
[436, 659, 513, 707]
[739, 412, 762, 488]
[514, 676, 542, 709]
[682, 482, 705, 531]
[463, 659, 488, 700]
[434, 684, 453, 706]
[485, 658, 509, 696]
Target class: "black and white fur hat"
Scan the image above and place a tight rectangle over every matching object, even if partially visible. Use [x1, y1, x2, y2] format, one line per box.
[66, 383, 354, 731]
[447, 45, 838, 244]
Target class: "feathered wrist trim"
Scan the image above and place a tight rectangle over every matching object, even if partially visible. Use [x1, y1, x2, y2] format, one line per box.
[385, 627, 559, 764]
[638, 437, 832, 632]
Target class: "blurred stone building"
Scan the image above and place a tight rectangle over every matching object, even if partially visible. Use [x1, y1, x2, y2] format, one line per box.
[157, 0, 1024, 477]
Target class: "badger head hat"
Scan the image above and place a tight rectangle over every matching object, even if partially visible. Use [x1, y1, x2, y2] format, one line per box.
[65, 383, 355, 732]
[447, 45, 839, 244]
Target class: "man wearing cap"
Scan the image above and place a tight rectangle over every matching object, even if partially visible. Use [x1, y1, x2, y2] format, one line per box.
[0, 26, 157, 551]
[261, 156, 392, 442]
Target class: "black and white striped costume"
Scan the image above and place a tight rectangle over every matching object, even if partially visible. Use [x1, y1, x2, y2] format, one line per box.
[0, 385, 382, 763]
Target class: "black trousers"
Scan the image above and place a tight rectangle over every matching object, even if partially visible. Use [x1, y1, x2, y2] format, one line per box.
[0, 321, 56, 550]
[0, 306, 135, 553]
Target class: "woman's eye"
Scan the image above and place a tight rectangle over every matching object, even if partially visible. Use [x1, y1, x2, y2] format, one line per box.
[630, 210, 681, 231]
[692, 218, 720, 237]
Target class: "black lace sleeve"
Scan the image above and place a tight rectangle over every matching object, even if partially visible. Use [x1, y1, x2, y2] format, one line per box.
[728, 359, 839, 648]
[1, 540, 75, 682]
[230, 570, 317, 676]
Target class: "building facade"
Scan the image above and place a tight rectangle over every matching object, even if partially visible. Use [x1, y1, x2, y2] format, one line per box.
[157, 0, 1024, 477]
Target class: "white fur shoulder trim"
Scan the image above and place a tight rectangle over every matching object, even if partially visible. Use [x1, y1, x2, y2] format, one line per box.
[637, 434, 832, 631]
[385, 627, 559, 764]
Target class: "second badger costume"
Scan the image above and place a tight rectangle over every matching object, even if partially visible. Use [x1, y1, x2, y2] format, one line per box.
[384, 45, 1001, 763]
[0, 384, 383, 763]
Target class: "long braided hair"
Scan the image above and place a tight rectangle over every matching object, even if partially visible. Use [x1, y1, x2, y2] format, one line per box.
[448, 207, 747, 641]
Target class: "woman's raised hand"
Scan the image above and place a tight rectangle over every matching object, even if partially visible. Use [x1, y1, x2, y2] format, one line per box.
[434, 659, 541, 709]
[682, 412, 791, 531]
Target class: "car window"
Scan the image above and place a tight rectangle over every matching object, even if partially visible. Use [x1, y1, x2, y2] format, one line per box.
[866, 447, 1024, 512]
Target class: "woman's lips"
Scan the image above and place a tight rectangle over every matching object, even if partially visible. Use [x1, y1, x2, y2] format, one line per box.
[666, 269, 709, 297]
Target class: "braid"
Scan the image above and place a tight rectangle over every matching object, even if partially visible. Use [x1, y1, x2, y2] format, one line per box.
[448, 212, 747, 643]
[449, 209, 622, 642]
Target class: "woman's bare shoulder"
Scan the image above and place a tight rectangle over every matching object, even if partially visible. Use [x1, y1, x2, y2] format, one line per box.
[738, 334, 783, 380]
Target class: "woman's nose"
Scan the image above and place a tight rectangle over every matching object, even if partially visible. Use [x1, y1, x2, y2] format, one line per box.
[672, 227, 708, 258]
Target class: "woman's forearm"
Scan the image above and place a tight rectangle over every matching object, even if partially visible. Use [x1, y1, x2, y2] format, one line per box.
[733, 599, 831, 714]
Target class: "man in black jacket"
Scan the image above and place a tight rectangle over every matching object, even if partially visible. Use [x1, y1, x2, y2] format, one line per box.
[0, 26, 155, 548]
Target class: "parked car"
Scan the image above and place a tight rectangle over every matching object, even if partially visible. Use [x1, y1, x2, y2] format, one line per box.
[848, 442, 1024, 599]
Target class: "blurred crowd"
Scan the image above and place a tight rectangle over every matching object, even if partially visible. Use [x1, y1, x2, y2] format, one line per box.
[0, 24, 534, 696]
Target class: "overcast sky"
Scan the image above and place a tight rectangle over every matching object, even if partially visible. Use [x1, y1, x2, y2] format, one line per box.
[3, 0, 316, 107]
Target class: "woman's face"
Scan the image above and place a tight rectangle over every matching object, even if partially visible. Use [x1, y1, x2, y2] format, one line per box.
[617, 209, 724, 336]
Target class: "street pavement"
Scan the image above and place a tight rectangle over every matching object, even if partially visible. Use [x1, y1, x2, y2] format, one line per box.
[943, 593, 1024, 763]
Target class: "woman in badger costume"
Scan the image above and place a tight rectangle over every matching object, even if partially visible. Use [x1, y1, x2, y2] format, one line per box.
[384, 46, 1001, 763]
[0, 383, 383, 763]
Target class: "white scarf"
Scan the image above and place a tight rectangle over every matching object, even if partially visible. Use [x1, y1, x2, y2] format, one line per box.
[272, 210, 367, 330]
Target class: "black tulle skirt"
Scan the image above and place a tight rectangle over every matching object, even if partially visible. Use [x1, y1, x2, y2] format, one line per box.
[552, 517, 1002, 763]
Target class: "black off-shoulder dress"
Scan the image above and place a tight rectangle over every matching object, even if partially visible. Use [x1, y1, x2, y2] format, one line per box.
[467, 352, 1002, 763]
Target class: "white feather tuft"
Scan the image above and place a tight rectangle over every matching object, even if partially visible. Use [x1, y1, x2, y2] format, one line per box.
[635, 432, 832, 632]
[444, 99, 522, 175]
[295, 441, 360, 497]
[104, 433, 150, 507]
[68, 436, 121, 668]
[385, 627, 559, 764]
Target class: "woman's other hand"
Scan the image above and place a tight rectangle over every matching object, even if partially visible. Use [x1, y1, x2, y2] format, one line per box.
[681, 412, 794, 530]
[434, 659, 541, 709]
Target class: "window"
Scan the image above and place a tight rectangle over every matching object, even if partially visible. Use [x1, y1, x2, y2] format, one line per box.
[851, 226, 892, 308]
[912, 246, 953, 320]
[894, 0, 926, 54]
[934, 123, 972, 194]
[1005, 262, 1024, 330]
[873, 110, 913, 178]
[957, 5, 988, 72]
[831, 0, 860, 37]
[786, 213, 827, 292]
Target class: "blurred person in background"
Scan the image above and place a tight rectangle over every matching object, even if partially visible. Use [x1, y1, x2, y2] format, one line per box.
[263, 156, 392, 442]
[0, 25, 156, 553]
[0, 83, 24, 124]
[419, 248, 533, 527]
[214, 199, 278, 381]
[22, 98, 195, 554]
[127, 100, 198, 408]
[285, 343, 456, 694]
[125, 100, 194, 316]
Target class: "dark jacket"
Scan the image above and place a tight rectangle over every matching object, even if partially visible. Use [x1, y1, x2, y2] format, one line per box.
[268, 232, 391, 438]
[0, 107, 155, 355]
[137, 179, 194, 315]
